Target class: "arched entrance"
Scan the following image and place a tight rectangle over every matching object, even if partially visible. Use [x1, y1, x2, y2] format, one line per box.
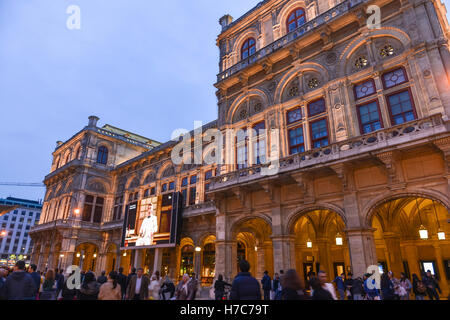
[73, 243, 99, 272]
[179, 244, 194, 278]
[369, 196, 449, 297]
[290, 209, 349, 285]
[231, 217, 273, 280]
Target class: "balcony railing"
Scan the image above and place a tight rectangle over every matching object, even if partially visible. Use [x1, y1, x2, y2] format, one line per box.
[217, 0, 367, 83]
[210, 114, 447, 190]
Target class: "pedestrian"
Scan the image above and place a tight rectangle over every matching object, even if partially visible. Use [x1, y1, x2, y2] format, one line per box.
[271, 273, 280, 300]
[126, 268, 149, 300]
[190, 273, 199, 300]
[97, 271, 108, 285]
[399, 272, 412, 300]
[0, 268, 7, 300]
[333, 272, 346, 300]
[126, 268, 136, 292]
[28, 264, 41, 299]
[380, 272, 395, 300]
[214, 274, 231, 300]
[261, 271, 271, 300]
[363, 273, 380, 300]
[280, 269, 307, 300]
[116, 267, 127, 299]
[344, 273, 354, 300]
[351, 276, 364, 300]
[311, 270, 337, 300]
[229, 260, 261, 300]
[56, 268, 65, 299]
[422, 270, 441, 300]
[98, 271, 121, 300]
[61, 270, 77, 300]
[148, 274, 161, 300]
[160, 275, 176, 300]
[175, 274, 196, 300]
[389, 271, 402, 300]
[2, 260, 36, 300]
[40, 269, 57, 300]
[78, 271, 100, 300]
[412, 273, 426, 300]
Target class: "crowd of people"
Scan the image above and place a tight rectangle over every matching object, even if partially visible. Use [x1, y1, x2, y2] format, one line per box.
[213, 259, 445, 301]
[0, 259, 445, 300]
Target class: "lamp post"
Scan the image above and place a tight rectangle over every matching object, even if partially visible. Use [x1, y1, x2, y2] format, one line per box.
[431, 200, 446, 240]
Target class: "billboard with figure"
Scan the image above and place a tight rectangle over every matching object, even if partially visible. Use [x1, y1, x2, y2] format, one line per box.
[121, 192, 183, 249]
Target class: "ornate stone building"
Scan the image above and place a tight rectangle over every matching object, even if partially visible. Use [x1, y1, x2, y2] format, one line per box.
[31, 0, 450, 296]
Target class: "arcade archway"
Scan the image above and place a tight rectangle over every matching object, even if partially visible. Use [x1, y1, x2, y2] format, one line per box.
[73, 243, 99, 272]
[290, 209, 349, 285]
[369, 196, 450, 297]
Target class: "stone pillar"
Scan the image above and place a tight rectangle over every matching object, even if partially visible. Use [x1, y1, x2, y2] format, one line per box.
[153, 248, 163, 275]
[433, 243, 449, 297]
[346, 229, 378, 277]
[403, 241, 421, 277]
[134, 249, 143, 269]
[263, 241, 274, 277]
[383, 232, 403, 276]
[194, 250, 201, 279]
[256, 245, 265, 280]
[215, 240, 234, 283]
[271, 235, 295, 274]
[315, 237, 332, 276]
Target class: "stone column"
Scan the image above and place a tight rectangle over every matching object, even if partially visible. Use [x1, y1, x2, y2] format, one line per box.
[194, 250, 201, 279]
[383, 232, 403, 276]
[263, 241, 274, 277]
[153, 248, 163, 275]
[433, 243, 449, 297]
[215, 240, 234, 283]
[256, 245, 265, 280]
[403, 241, 421, 277]
[271, 235, 295, 274]
[315, 237, 332, 276]
[346, 229, 378, 277]
[134, 249, 143, 269]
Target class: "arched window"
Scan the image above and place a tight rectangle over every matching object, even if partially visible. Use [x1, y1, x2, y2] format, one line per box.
[97, 146, 108, 165]
[241, 38, 256, 60]
[286, 8, 306, 33]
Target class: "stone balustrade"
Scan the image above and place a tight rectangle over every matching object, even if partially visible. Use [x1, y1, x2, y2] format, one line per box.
[210, 114, 447, 191]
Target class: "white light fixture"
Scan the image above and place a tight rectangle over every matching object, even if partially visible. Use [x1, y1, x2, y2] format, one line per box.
[195, 246, 202, 252]
[123, 252, 127, 257]
[432, 200, 445, 241]
[74, 208, 80, 215]
[93, 253, 97, 258]
[419, 225, 428, 240]
[335, 233, 343, 246]
[254, 246, 258, 252]
[437, 229, 446, 240]
[82, 255, 86, 259]
[60, 254, 64, 258]
[76, 253, 81, 258]
[306, 238, 312, 248]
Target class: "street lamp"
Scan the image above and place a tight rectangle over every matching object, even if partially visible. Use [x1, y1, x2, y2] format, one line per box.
[76, 252, 81, 258]
[416, 198, 428, 240]
[335, 215, 343, 246]
[432, 200, 445, 240]
[195, 246, 202, 252]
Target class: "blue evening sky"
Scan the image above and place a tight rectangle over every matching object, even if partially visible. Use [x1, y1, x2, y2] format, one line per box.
[0, 0, 449, 201]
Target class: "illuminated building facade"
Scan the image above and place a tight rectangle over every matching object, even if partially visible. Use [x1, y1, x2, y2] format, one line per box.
[31, 0, 450, 296]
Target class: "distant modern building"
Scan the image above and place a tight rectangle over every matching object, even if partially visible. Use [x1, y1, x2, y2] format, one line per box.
[0, 197, 42, 267]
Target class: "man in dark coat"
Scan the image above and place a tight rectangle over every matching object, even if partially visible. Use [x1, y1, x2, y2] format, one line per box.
[28, 264, 41, 297]
[261, 271, 271, 300]
[97, 271, 108, 284]
[230, 260, 261, 300]
[126, 268, 149, 300]
[3, 261, 36, 300]
[117, 267, 127, 299]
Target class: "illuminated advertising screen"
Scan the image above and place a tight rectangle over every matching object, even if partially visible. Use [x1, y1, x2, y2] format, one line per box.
[121, 192, 183, 249]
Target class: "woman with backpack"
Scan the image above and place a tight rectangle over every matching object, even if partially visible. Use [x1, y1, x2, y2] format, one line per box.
[412, 273, 427, 300]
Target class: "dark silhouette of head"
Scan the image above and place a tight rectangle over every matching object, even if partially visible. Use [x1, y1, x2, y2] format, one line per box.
[239, 260, 250, 273]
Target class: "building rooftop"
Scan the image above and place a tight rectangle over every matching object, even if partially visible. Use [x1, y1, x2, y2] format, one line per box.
[0, 197, 42, 209]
